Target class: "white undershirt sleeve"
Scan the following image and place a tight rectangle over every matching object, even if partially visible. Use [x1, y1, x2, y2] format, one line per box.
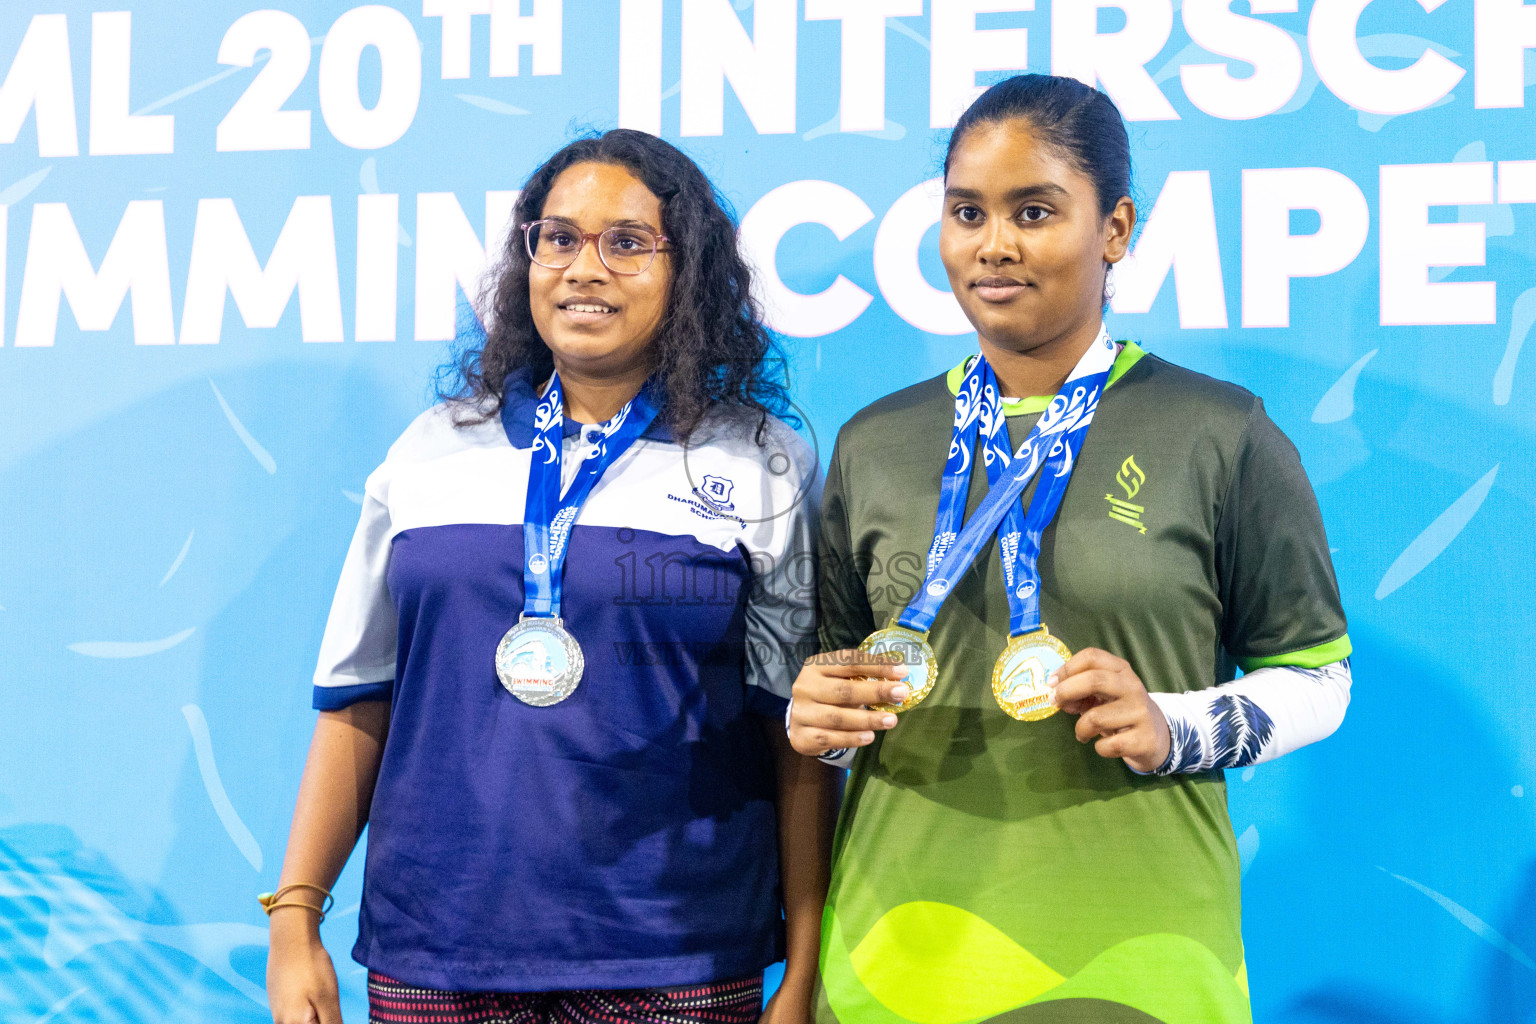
[1146, 659, 1352, 774]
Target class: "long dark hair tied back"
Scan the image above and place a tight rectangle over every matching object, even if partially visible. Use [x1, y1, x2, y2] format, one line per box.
[945, 74, 1132, 218]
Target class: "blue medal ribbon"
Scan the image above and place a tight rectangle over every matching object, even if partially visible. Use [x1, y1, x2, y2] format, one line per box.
[522, 371, 660, 619]
[898, 326, 1119, 636]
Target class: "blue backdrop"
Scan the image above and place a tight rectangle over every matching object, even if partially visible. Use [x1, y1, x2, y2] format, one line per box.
[2, 1, 1534, 1021]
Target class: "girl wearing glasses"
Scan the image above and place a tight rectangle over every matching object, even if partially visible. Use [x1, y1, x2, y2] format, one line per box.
[266, 130, 835, 1024]
[788, 75, 1350, 1023]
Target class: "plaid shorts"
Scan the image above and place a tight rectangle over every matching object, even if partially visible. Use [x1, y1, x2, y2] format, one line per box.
[367, 971, 764, 1024]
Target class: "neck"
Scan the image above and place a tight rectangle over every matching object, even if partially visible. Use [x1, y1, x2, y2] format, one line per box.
[980, 318, 1104, 399]
[551, 359, 650, 423]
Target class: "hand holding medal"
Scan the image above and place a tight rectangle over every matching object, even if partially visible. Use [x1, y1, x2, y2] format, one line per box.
[786, 651, 911, 756]
[1049, 648, 1172, 774]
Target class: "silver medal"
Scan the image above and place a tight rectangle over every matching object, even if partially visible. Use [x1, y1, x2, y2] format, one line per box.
[495, 615, 585, 706]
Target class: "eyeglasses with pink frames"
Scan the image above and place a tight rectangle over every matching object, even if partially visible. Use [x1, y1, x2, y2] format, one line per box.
[521, 219, 671, 276]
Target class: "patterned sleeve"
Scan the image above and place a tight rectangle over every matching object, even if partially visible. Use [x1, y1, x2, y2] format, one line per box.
[1146, 660, 1352, 774]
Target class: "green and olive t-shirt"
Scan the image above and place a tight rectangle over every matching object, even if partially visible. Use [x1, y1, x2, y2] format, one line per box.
[813, 344, 1348, 1024]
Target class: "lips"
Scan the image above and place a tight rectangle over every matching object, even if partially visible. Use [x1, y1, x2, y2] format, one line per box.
[558, 298, 617, 313]
[972, 276, 1029, 303]
[556, 296, 618, 325]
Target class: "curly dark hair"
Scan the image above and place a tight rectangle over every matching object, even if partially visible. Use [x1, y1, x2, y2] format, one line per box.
[438, 129, 791, 441]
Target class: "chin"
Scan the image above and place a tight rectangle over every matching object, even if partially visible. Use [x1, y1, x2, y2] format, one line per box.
[971, 315, 1042, 353]
[548, 333, 644, 372]
[544, 328, 617, 356]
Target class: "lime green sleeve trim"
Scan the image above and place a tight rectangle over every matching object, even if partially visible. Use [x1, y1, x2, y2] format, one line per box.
[1238, 634, 1352, 672]
[945, 341, 1148, 413]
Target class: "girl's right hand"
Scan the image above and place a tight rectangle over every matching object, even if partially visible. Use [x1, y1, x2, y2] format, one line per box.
[267, 910, 343, 1024]
[786, 652, 909, 756]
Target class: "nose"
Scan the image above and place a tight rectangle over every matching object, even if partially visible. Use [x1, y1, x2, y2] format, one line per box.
[978, 219, 1020, 266]
[563, 235, 611, 283]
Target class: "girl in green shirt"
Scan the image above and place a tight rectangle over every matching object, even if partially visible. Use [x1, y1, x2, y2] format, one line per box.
[787, 74, 1351, 1024]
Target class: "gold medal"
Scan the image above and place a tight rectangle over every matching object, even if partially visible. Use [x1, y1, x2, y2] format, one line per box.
[992, 626, 1072, 721]
[858, 620, 938, 714]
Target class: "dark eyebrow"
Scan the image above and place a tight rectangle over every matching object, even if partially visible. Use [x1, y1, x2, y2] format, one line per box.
[542, 214, 661, 233]
[944, 183, 1071, 203]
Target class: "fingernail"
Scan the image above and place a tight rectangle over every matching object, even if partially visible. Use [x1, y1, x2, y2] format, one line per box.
[881, 715, 898, 729]
[890, 684, 910, 702]
[1047, 671, 1060, 687]
[859, 732, 875, 745]
[894, 666, 910, 678]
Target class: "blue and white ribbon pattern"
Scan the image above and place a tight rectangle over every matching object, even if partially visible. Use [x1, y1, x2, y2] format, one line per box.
[899, 326, 1119, 637]
[523, 371, 660, 619]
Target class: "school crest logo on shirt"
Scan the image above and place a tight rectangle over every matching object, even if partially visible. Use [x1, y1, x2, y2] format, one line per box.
[1105, 456, 1147, 535]
[668, 473, 746, 525]
[695, 474, 736, 512]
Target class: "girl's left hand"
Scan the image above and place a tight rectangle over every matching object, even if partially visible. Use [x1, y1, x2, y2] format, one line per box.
[1049, 648, 1170, 774]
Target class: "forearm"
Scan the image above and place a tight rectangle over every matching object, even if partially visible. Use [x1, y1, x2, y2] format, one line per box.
[1149, 660, 1351, 774]
[271, 701, 390, 934]
[762, 718, 839, 997]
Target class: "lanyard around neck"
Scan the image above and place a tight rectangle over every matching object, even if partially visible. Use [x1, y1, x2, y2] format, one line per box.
[521, 372, 660, 619]
[898, 326, 1119, 636]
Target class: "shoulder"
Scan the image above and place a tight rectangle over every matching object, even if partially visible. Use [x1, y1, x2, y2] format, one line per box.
[834, 373, 954, 457]
[1117, 350, 1259, 415]
[684, 405, 819, 487]
[365, 400, 506, 502]
[383, 400, 506, 466]
[653, 407, 818, 544]
[1109, 349, 1264, 442]
[1107, 347, 1311, 512]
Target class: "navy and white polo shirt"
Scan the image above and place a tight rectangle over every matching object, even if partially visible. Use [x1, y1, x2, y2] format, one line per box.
[312, 370, 819, 992]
